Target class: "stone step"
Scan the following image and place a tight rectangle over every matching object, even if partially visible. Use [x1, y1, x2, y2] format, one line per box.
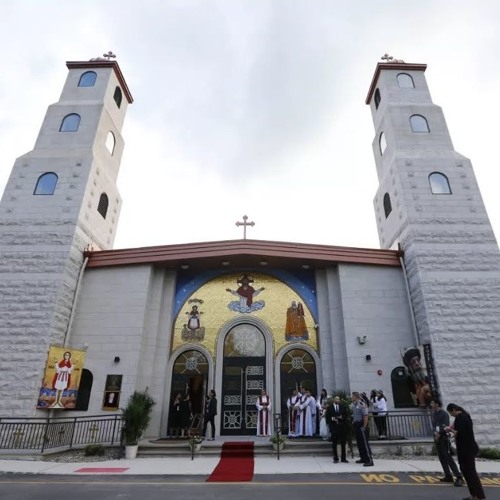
[137, 437, 433, 457]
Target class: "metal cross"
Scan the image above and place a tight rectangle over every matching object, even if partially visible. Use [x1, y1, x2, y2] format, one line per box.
[381, 53, 394, 62]
[235, 215, 255, 239]
[103, 51, 117, 60]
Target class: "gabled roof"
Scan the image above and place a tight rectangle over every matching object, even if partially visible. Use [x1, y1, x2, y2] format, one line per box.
[84, 239, 402, 271]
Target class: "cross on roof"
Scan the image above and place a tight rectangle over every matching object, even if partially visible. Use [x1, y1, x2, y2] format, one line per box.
[235, 215, 255, 239]
[103, 51, 117, 60]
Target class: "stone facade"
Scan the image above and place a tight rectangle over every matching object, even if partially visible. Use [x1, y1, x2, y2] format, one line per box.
[368, 63, 500, 446]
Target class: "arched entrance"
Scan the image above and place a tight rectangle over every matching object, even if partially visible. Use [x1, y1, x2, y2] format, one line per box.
[169, 350, 209, 434]
[221, 323, 267, 436]
[279, 348, 318, 434]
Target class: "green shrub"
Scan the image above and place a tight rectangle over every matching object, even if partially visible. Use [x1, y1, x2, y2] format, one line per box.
[478, 447, 500, 460]
[84, 444, 106, 456]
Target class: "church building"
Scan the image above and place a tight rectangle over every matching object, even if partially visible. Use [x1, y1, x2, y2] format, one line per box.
[0, 55, 498, 446]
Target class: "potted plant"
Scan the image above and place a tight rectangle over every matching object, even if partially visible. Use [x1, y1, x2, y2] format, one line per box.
[188, 434, 204, 453]
[121, 390, 155, 459]
[270, 433, 287, 451]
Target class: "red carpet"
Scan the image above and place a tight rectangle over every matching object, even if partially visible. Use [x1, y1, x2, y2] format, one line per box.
[206, 442, 254, 482]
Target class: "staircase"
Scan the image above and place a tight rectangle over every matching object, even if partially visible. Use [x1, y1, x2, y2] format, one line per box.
[137, 436, 433, 458]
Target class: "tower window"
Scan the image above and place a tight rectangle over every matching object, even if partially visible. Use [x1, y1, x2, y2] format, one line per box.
[78, 71, 97, 87]
[113, 86, 122, 108]
[60, 113, 81, 132]
[97, 193, 109, 219]
[106, 131, 116, 155]
[383, 193, 392, 218]
[374, 88, 381, 109]
[34, 172, 58, 195]
[410, 114, 429, 133]
[429, 172, 452, 194]
[397, 73, 414, 88]
[379, 132, 387, 155]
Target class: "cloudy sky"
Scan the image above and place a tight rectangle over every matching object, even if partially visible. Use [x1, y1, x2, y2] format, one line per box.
[1, 1, 500, 250]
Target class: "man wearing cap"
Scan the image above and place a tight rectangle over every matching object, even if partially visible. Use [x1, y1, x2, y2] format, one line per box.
[351, 392, 374, 467]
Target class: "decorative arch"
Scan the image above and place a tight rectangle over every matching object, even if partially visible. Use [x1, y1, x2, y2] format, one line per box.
[275, 344, 320, 433]
[374, 88, 381, 109]
[215, 316, 274, 436]
[162, 345, 213, 438]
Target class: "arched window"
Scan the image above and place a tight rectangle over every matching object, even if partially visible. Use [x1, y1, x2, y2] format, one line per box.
[78, 71, 97, 87]
[74, 369, 93, 411]
[97, 193, 109, 219]
[374, 88, 381, 109]
[429, 172, 452, 194]
[397, 73, 414, 88]
[60, 113, 81, 132]
[410, 114, 429, 133]
[34, 172, 58, 195]
[379, 132, 387, 155]
[383, 192, 392, 218]
[106, 131, 115, 155]
[113, 86, 122, 108]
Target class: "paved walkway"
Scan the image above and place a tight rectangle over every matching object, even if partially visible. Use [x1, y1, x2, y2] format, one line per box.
[0, 455, 499, 476]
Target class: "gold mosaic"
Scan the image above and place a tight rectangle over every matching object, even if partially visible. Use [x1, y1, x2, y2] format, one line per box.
[172, 273, 317, 356]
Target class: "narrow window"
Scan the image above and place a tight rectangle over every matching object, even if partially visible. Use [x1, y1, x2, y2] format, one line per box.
[97, 193, 109, 219]
[383, 192, 392, 218]
[106, 131, 115, 155]
[429, 172, 452, 194]
[379, 132, 387, 155]
[374, 88, 381, 109]
[78, 71, 97, 87]
[410, 114, 429, 133]
[34, 172, 58, 195]
[397, 73, 414, 88]
[74, 369, 93, 411]
[60, 113, 81, 132]
[113, 86, 122, 108]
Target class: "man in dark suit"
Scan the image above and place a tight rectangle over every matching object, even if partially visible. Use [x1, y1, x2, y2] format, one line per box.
[325, 395, 349, 463]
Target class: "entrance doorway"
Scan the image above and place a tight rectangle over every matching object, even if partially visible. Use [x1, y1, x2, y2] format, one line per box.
[221, 324, 267, 436]
[279, 348, 317, 434]
[169, 350, 208, 436]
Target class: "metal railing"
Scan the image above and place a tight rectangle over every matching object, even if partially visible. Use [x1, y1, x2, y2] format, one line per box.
[0, 414, 123, 452]
[367, 410, 433, 439]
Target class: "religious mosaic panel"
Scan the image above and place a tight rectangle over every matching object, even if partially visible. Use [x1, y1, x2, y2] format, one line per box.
[171, 272, 318, 355]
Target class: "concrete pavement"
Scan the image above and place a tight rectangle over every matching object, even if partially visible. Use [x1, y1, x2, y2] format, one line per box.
[0, 455, 499, 476]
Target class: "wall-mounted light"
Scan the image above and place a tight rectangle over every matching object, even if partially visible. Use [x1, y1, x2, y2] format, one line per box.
[221, 260, 230, 266]
[114, 356, 120, 364]
[357, 335, 367, 345]
[302, 264, 310, 269]
[259, 260, 268, 266]
[180, 264, 189, 270]
[365, 354, 371, 361]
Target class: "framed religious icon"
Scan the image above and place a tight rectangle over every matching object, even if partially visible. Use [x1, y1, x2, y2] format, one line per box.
[102, 374, 122, 411]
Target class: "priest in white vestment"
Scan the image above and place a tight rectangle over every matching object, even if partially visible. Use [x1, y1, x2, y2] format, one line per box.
[296, 389, 314, 437]
[287, 389, 300, 437]
[256, 389, 272, 436]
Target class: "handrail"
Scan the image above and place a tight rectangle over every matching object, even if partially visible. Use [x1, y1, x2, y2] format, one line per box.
[0, 414, 123, 452]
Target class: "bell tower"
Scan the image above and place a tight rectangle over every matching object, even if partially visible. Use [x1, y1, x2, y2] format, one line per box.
[0, 54, 133, 415]
[366, 56, 500, 445]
